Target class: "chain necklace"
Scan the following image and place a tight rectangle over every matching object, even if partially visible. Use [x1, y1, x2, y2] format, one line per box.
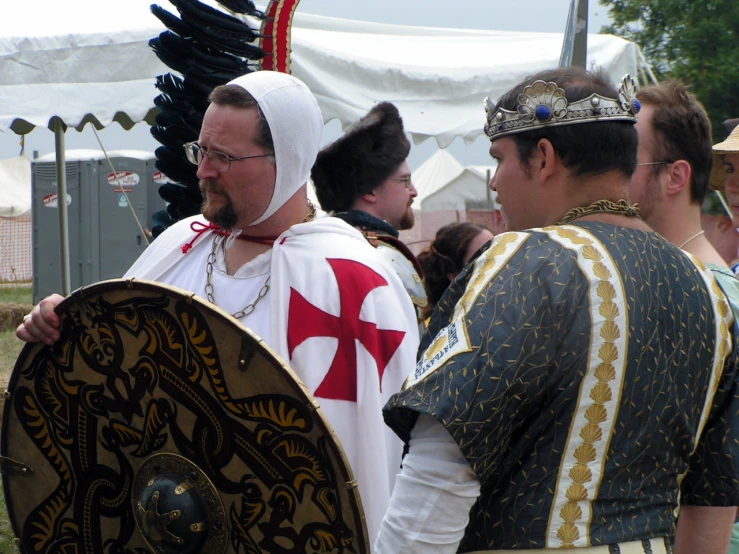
[555, 199, 640, 226]
[204, 201, 317, 319]
[205, 238, 270, 319]
[301, 201, 317, 224]
[679, 230, 705, 249]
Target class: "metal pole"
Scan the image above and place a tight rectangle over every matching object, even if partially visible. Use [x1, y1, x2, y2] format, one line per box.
[638, 50, 660, 85]
[559, 0, 589, 68]
[52, 119, 71, 296]
[486, 169, 492, 205]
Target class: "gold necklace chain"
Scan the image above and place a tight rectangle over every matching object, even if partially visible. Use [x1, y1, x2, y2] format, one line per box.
[204, 201, 317, 319]
[301, 201, 317, 224]
[554, 199, 640, 226]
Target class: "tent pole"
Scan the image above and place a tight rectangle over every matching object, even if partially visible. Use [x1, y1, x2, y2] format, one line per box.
[52, 119, 71, 296]
[486, 169, 492, 205]
[559, 0, 589, 68]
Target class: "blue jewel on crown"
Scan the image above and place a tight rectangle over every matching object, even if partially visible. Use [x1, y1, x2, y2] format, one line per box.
[483, 74, 642, 141]
[535, 105, 552, 121]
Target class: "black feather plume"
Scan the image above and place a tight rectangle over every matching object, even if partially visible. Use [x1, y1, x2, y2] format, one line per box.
[154, 146, 200, 186]
[150, 4, 197, 37]
[192, 44, 252, 74]
[151, 124, 189, 151]
[172, 0, 260, 39]
[216, 0, 266, 19]
[149, 32, 194, 75]
[182, 76, 217, 99]
[154, 73, 185, 96]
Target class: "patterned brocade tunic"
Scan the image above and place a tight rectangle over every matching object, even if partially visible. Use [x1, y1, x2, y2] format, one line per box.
[383, 222, 739, 552]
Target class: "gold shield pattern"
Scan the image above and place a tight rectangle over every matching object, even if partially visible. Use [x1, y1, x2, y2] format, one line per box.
[2, 279, 368, 554]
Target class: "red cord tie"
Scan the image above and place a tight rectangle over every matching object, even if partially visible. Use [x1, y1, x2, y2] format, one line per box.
[182, 221, 218, 253]
[181, 220, 280, 254]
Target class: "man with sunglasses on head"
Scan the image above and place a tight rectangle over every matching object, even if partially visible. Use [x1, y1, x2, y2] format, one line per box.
[16, 71, 419, 546]
[312, 102, 428, 326]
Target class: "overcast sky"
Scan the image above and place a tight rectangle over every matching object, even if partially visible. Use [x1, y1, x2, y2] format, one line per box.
[0, 0, 612, 168]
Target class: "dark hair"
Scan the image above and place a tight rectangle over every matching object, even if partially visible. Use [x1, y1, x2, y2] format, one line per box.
[418, 222, 491, 319]
[208, 84, 274, 152]
[493, 67, 638, 178]
[637, 81, 713, 204]
[312, 102, 410, 213]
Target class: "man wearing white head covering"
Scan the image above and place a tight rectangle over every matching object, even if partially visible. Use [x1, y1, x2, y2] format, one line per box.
[18, 70, 419, 547]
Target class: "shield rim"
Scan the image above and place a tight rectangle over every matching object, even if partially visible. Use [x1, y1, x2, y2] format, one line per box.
[2, 277, 369, 553]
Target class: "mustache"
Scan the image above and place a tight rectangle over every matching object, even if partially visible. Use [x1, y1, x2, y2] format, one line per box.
[200, 179, 224, 195]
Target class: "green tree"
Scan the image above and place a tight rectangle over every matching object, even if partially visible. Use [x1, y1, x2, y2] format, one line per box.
[600, 0, 739, 140]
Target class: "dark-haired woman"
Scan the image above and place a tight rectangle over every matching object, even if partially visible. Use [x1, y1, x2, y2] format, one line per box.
[417, 222, 493, 322]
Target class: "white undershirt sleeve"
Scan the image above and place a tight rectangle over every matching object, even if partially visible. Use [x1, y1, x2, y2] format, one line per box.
[374, 413, 481, 554]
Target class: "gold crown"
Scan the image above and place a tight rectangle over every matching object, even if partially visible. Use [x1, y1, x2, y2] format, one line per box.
[484, 74, 640, 141]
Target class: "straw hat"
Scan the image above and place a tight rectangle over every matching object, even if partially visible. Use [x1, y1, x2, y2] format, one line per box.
[711, 125, 739, 189]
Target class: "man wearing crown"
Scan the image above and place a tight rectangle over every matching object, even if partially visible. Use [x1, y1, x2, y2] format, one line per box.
[376, 67, 739, 553]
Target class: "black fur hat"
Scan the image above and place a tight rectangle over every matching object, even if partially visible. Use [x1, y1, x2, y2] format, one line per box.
[312, 102, 411, 213]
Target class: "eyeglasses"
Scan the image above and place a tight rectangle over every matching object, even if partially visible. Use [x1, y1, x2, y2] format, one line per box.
[391, 175, 414, 189]
[183, 142, 274, 172]
[636, 161, 674, 167]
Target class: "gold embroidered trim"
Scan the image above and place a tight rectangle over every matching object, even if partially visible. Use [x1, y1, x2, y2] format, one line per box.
[454, 233, 526, 319]
[693, 274, 732, 448]
[543, 226, 628, 548]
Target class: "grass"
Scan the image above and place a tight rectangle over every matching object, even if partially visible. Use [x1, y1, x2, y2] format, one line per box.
[0, 330, 23, 385]
[0, 289, 31, 306]
[0, 286, 31, 377]
[0, 287, 29, 553]
[0, 488, 17, 553]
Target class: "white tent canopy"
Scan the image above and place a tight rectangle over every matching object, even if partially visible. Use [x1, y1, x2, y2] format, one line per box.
[0, 2, 642, 293]
[413, 149, 498, 211]
[0, 1, 642, 145]
[0, 2, 165, 134]
[0, 156, 31, 217]
[293, 15, 640, 147]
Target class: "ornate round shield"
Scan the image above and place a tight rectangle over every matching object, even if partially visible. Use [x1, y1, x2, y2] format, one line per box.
[2, 279, 368, 553]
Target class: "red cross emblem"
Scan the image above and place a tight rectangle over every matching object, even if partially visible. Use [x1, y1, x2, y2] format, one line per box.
[287, 258, 406, 402]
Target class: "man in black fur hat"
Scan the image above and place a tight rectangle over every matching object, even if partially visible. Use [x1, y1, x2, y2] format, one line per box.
[312, 102, 428, 325]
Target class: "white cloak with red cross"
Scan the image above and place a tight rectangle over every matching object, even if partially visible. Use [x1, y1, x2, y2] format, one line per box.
[270, 217, 419, 545]
[124, 215, 419, 543]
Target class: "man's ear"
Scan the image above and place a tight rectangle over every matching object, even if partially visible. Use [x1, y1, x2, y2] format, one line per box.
[664, 160, 691, 197]
[361, 190, 377, 204]
[533, 138, 559, 183]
